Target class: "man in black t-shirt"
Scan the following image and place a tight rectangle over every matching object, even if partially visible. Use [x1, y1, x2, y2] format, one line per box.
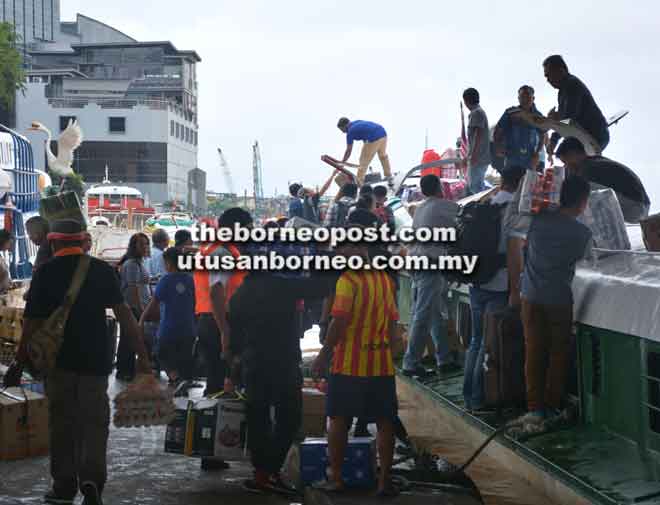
[4, 219, 151, 505]
[556, 137, 650, 223]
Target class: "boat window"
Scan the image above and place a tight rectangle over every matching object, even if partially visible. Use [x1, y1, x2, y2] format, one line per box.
[647, 351, 660, 434]
[109, 194, 122, 203]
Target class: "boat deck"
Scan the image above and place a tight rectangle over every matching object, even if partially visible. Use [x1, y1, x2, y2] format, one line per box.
[397, 367, 660, 505]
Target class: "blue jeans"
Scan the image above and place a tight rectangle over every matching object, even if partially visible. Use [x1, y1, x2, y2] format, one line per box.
[463, 287, 507, 410]
[403, 271, 451, 371]
[468, 163, 489, 195]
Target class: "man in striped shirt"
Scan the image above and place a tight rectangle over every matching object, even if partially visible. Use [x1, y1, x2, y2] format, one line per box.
[313, 229, 401, 497]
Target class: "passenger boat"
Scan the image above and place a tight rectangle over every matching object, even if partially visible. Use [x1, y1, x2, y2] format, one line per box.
[143, 212, 195, 236]
[388, 179, 660, 504]
[85, 168, 156, 230]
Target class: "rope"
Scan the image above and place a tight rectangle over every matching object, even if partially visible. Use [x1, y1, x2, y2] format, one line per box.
[592, 248, 660, 256]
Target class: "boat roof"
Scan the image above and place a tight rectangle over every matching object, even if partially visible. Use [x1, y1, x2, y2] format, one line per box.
[86, 185, 142, 197]
[573, 224, 660, 341]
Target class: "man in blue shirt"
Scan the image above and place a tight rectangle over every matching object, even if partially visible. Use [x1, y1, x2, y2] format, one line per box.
[148, 228, 169, 280]
[288, 183, 303, 219]
[337, 117, 392, 185]
[493, 85, 544, 173]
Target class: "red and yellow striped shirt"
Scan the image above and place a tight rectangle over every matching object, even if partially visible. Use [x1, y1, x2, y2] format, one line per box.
[330, 270, 399, 377]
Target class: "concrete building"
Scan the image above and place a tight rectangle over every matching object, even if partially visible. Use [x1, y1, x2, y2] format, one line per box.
[0, 0, 61, 52]
[6, 9, 205, 210]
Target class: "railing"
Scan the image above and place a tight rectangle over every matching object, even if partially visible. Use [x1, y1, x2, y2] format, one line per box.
[48, 97, 170, 111]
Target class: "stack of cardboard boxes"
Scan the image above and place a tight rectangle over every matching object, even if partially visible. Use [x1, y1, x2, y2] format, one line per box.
[0, 387, 49, 460]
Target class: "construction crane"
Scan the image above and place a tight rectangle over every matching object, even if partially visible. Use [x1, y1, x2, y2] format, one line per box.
[252, 140, 264, 202]
[217, 147, 235, 195]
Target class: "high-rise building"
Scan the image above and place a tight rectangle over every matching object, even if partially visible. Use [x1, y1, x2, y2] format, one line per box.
[6, 9, 205, 210]
[0, 0, 61, 51]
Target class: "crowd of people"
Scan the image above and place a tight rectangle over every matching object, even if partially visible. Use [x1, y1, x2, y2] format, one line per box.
[1, 53, 643, 505]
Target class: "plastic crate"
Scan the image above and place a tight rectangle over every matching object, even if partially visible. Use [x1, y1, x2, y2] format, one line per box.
[1, 125, 39, 214]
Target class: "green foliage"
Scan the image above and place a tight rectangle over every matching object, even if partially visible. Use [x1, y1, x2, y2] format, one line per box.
[207, 196, 242, 216]
[42, 172, 86, 200]
[0, 22, 26, 109]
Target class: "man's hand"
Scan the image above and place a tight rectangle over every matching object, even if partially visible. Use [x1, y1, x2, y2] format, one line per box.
[312, 348, 330, 379]
[547, 107, 559, 121]
[509, 291, 521, 308]
[136, 354, 152, 376]
[3, 360, 23, 388]
[223, 377, 235, 394]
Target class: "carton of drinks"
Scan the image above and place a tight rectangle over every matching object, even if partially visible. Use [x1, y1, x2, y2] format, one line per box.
[113, 375, 176, 428]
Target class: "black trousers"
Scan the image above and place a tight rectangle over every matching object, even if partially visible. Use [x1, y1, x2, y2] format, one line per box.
[196, 314, 227, 396]
[116, 308, 141, 378]
[245, 358, 302, 475]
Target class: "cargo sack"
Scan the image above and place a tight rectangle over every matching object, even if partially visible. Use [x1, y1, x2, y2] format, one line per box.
[113, 374, 176, 427]
[39, 191, 86, 225]
[24, 255, 90, 379]
[483, 307, 526, 409]
[445, 201, 507, 286]
[518, 166, 565, 215]
[578, 188, 630, 253]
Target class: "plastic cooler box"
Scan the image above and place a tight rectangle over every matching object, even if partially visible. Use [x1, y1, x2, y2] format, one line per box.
[300, 437, 376, 488]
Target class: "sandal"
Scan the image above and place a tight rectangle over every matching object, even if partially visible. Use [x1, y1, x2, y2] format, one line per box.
[377, 482, 400, 498]
[312, 480, 345, 493]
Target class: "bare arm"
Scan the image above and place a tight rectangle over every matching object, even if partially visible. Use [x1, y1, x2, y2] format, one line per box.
[210, 283, 231, 359]
[342, 144, 353, 163]
[318, 169, 338, 198]
[470, 128, 483, 165]
[507, 237, 524, 307]
[139, 297, 160, 325]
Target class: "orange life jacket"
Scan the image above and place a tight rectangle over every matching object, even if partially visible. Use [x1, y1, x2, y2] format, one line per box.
[193, 242, 246, 315]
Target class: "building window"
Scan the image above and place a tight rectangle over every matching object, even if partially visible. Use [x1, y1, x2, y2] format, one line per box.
[59, 116, 77, 132]
[194, 131, 198, 146]
[175, 123, 180, 139]
[109, 117, 126, 133]
[185, 127, 190, 143]
[170, 120, 174, 136]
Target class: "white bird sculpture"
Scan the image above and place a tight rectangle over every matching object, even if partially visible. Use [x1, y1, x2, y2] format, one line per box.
[28, 119, 83, 176]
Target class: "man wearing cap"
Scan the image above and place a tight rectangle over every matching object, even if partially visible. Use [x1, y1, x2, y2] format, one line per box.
[4, 219, 151, 505]
[337, 117, 392, 186]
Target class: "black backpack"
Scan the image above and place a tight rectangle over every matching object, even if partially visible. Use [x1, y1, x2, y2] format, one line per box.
[446, 201, 507, 286]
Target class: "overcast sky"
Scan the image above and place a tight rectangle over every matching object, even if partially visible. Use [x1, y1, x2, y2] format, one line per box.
[61, 0, 660, 205]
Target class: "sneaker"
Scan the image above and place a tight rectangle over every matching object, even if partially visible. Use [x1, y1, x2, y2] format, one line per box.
[402, 366, 436, 378]
[44, 491, 74, 505]
[267, 474, 298, 496]
[437, 362, 461, 374]
[80, 482, 103, 505]
[200, 458, 230, 471]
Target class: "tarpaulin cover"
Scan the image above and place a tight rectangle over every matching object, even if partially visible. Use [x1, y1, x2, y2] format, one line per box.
[572, 224, 660, 341]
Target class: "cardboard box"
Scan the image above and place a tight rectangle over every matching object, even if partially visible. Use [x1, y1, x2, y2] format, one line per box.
[213, 397, 248, 461]
[164, 398, 190, 455]
[192, 399, 218, 457]
[302, 388, 326, 437]
[641, 213, 660, 251]
[578, 188, 630, 252]
[299, 437, 376, 488]
[0, 388, 49, 460]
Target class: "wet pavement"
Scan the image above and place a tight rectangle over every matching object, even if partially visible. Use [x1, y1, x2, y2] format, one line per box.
[0, 376, 298, 505]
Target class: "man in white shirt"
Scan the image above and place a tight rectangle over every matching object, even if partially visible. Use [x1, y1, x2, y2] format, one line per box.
[462, 166, 526, 412]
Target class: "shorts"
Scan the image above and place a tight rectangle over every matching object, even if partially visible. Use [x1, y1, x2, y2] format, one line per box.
[326, 374, 398, 422]
[158, 336, 194, 378]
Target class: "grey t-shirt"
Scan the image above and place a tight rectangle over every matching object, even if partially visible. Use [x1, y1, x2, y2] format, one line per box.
[520, 212, 592, 305]
[407, 196, 459, 258]
[468, 105, 491, 168]
[120, 258, 151, 310]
